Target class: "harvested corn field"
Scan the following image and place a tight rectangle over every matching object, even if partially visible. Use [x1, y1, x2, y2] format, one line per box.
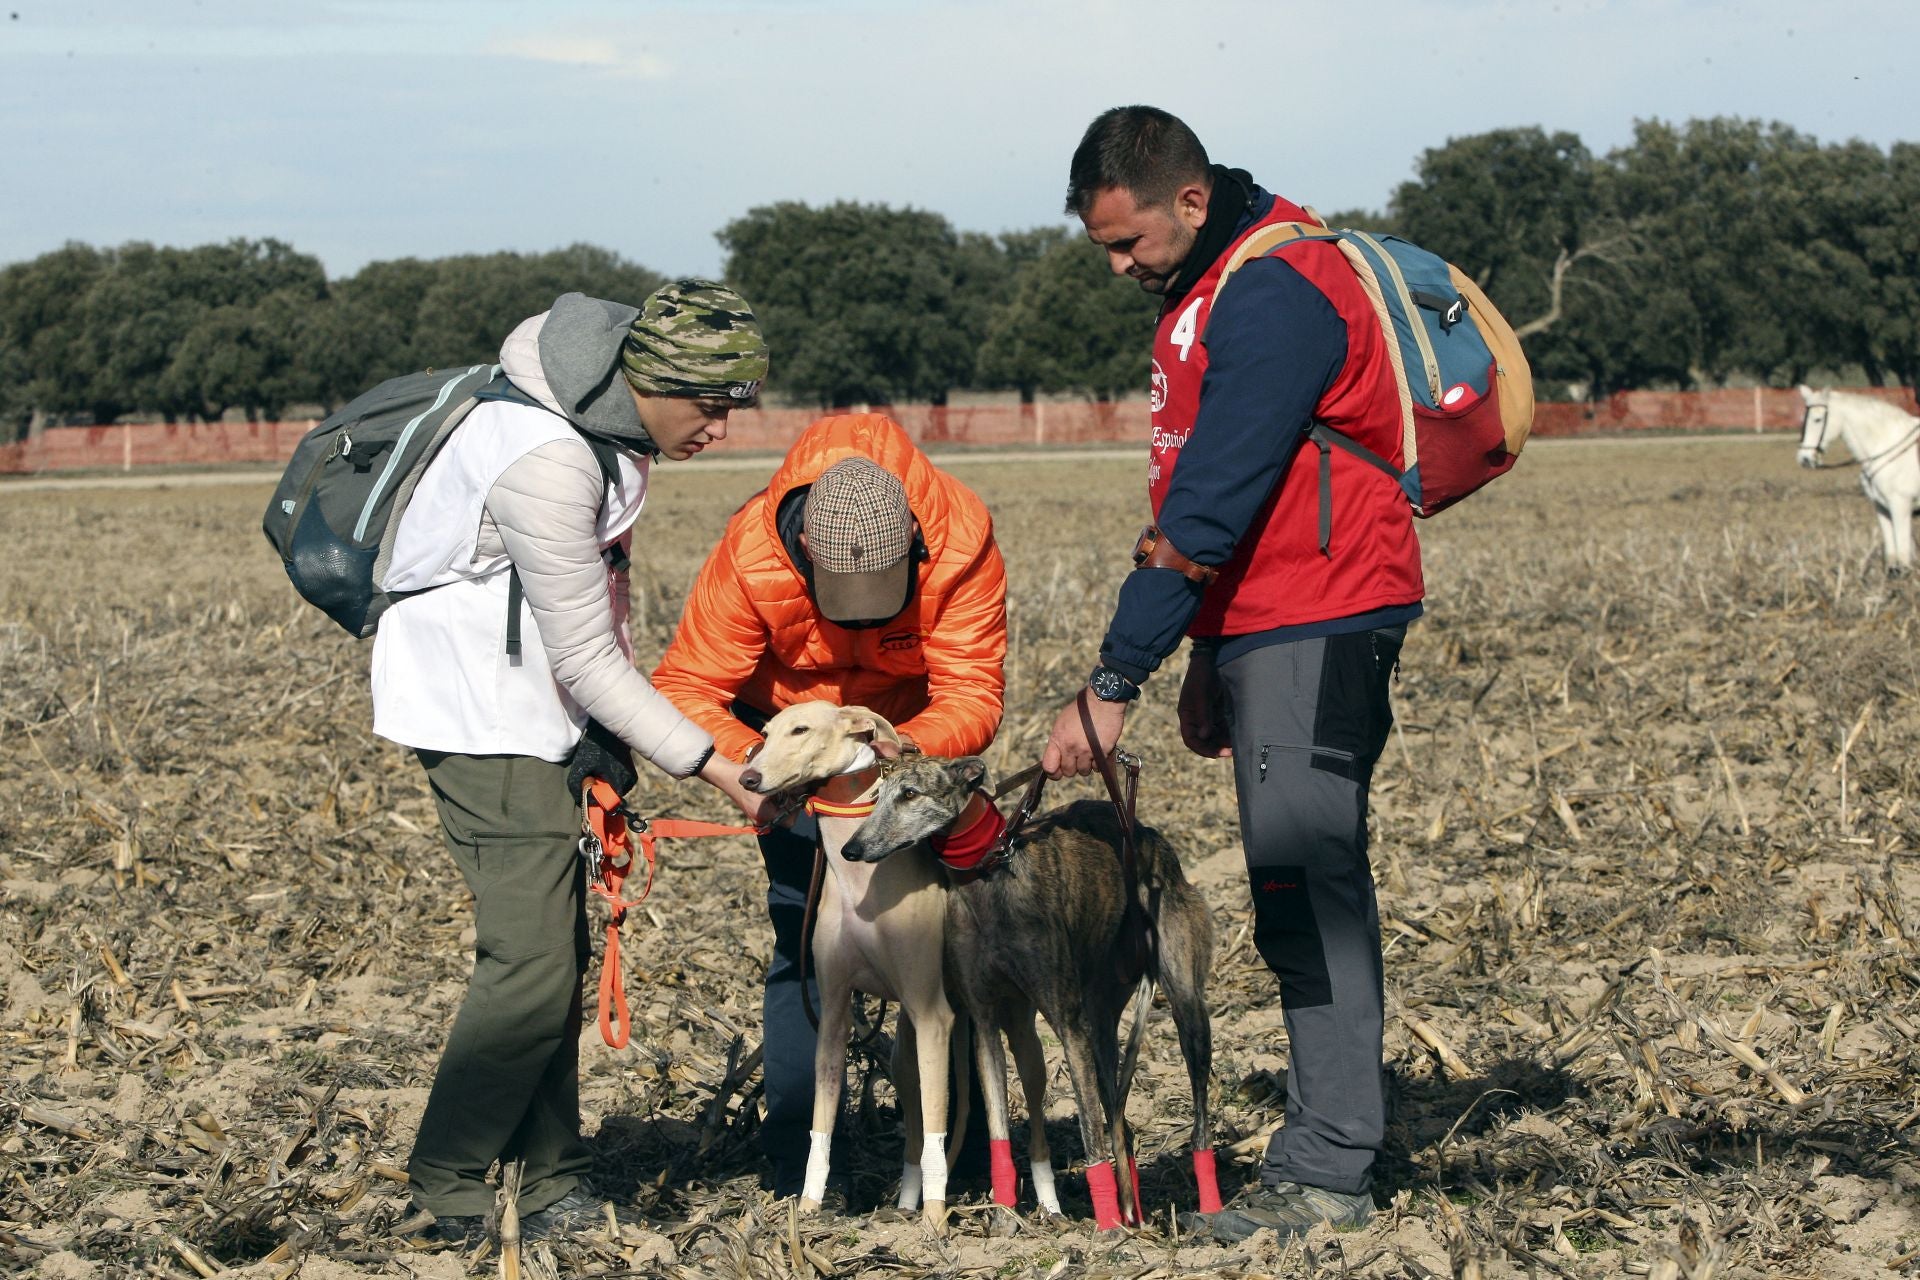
[1, 435, 1916, 1279]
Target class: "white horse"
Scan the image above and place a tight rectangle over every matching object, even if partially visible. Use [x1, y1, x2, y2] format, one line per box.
[1797, 385, 1920, 574]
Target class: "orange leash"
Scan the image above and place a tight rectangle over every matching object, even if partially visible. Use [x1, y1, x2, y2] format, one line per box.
[579, 778, 761, 1048]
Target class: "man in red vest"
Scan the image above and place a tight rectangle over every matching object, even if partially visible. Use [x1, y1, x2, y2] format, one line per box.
[1043, 105, 1422, 1242]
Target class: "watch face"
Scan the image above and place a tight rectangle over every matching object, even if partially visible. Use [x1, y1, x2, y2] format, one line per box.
[1090, 668, 1133, 701]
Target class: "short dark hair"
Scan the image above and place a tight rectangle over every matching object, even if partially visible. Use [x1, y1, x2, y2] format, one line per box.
[1064, 105, 1211, 217]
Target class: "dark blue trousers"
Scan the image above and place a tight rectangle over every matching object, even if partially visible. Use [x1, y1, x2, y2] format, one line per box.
[757, 815, 837, 1196]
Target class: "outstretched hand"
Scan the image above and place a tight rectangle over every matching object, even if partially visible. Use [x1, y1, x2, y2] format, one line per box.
[698, 753, 776, 827]
[1041, 689, 1128, 779]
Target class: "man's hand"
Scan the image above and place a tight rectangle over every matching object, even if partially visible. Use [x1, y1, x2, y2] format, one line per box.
[1042, 688, 1128, 779]
[1177, 649, 1233, 758]
[873, 732, 917, 762]
[697, 753, 776, 827]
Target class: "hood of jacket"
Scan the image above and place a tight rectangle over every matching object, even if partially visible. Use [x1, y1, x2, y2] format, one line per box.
[498, 292, 655, 450]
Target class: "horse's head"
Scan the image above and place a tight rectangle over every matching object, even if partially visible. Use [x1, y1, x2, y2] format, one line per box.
[1796, 385, 1831, 469]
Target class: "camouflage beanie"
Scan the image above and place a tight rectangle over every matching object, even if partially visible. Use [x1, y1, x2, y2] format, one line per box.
[620, 279, 769, 402]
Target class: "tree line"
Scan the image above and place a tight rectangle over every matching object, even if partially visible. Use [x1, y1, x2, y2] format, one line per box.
[2, 116, 1915, 439]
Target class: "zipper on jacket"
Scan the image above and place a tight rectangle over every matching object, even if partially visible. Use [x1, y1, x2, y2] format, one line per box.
[1258, 745, 1270, 782]
[1351, 231, 1442, 402]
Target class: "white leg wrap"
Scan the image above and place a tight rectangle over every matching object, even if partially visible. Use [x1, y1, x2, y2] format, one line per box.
[896, 1160, 922, 1210]
[1031, 1159, 1061, 1214]
[801, 1131, 832, 1204]
[919, 1131, 948, 1207]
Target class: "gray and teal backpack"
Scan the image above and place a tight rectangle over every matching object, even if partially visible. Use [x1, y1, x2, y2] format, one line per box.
[262, 365, 620, 639]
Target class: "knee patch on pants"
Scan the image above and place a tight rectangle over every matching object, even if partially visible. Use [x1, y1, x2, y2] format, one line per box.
[1248, 866, 1332, 1009]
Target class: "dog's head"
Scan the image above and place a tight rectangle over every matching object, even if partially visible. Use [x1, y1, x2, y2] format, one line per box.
[841, 756, 986, 863]
[738, 701, 902, 795]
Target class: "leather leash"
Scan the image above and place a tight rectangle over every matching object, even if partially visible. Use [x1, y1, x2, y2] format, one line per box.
[1076, 700, 1152, 985]
[987, 763, 1050, 862]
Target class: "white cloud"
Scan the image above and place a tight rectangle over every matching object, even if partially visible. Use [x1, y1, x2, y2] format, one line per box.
[485, 32, 671, 78]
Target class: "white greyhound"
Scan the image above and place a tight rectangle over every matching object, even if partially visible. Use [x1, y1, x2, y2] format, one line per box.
[1797, 384, 1920, 574]
[738, 701, 964, 1231]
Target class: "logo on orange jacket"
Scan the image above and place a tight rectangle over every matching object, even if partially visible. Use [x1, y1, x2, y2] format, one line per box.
[881, 629, 921, 652]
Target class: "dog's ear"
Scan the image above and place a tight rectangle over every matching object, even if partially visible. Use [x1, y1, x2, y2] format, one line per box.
[837, 707, 880, 743]
[954, 757, 988, 789]
[839, 705, 901, 747]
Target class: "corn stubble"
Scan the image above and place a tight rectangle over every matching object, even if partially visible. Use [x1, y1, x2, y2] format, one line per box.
[0, 438, 1914, 1278]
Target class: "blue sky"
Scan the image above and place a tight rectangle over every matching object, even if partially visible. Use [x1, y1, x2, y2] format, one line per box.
[1, 1, 1912, 280]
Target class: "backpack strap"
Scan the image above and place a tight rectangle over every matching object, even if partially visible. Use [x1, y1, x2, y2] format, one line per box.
[474, 377, 624, 489]
[1215, 219, 1338, 294]
[506, 567, 526, 658]
[478, 376, 630, 658]
[1216, 220, 1426, 544]
[1307, 422, 1409, 556]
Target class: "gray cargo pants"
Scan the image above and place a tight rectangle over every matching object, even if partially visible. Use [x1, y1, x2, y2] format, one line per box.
[406, 750, 593, 1218]
[1218, 626, 1404, 1196]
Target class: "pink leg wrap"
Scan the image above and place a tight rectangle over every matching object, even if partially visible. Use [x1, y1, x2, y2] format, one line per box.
[990, 1138, 1017, 1208]
[1125, 1154, 1143, 1225]
[1085, 1160, 1122, 1230]
[1193, 1148, 1223, 1214]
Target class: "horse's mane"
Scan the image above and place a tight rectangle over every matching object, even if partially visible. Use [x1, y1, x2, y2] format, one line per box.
[1806, 386, 1920, 431]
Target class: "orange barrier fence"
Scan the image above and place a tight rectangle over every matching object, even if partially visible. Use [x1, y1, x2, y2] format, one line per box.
[0, 419, 318, 475]
[3, 388, 1914, 476]
[1531, 386, 1918, 437]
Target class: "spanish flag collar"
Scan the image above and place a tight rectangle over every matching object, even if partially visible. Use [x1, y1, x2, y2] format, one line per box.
[807, 795, 877, 820]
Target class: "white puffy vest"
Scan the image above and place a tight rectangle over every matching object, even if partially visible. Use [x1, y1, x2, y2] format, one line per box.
[370, 401, 648, 760]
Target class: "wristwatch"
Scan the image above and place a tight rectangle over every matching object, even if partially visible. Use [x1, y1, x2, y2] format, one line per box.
[1087, 665, 1141, 703]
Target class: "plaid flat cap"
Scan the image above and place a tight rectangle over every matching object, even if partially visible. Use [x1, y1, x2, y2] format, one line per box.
[804, 457, 914, 624]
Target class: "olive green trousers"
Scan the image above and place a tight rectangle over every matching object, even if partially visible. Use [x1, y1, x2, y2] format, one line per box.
[405, 750, 592, 1218]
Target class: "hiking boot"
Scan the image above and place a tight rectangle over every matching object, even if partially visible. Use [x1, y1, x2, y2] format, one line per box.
[520, 1187, 641, 1241]
[1180, 1181, 1373, 1243]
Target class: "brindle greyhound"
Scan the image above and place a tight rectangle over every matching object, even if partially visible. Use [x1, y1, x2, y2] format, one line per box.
[842, 754, 1219, 1230]
[738, 701, 966, 1231]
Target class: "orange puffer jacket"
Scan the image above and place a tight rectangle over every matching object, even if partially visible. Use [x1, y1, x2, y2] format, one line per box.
[652, 414, 1007, 763]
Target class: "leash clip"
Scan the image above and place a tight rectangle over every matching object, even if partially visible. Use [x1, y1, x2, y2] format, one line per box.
[578, 832, 606, 880]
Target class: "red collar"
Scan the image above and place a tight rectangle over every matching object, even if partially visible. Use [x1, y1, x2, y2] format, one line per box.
[931, 793, 1009, 875]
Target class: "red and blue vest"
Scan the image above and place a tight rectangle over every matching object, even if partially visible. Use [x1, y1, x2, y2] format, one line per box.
[1149, 196, 1424, 636]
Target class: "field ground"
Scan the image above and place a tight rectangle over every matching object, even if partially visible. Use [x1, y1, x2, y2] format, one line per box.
[2, 436, 1916, 1279]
